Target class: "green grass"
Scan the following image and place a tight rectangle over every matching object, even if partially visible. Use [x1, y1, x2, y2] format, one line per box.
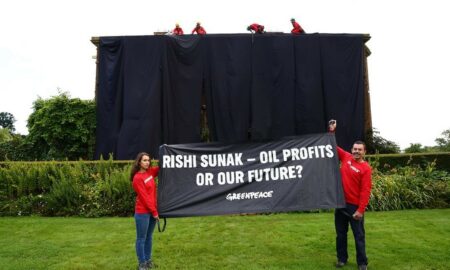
[1, 209, 449, 270]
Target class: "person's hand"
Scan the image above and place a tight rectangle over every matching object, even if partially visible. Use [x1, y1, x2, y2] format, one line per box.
[352, 211, 363, 220]
[328, 119, 337, 132]
[154, 215, 160, 222]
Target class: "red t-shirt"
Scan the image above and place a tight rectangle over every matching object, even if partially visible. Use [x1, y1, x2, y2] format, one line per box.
[192, 26, 206, 35]
[291, 21, 304, 34]
[173, 27, 184, 35]
[132, 166, 160, 216]
[249, 23, 264, 33]
[337, 147, 372, 213]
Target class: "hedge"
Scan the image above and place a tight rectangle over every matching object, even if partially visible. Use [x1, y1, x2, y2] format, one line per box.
[0, 156, 449, 217]
[366, 152, 450, 172]
[0, 158, 134, 217]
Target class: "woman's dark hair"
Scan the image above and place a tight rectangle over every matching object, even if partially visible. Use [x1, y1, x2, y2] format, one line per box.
[130, 152, 151, 181]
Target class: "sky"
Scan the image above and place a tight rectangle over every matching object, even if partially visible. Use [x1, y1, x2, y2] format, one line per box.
[1, 0, 449, 150]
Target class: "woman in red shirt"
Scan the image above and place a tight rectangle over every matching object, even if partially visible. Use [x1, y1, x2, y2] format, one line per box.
[131, 152, 160, 270]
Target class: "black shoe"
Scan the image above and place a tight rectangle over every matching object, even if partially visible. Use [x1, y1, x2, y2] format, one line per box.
[358, 265, 367, 270]
[137, 262, 148, 270]
[335, 261, 346, 268]
[146, 260, 157, 269]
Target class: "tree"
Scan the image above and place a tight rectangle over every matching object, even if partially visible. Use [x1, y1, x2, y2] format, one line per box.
[365, 128, 400, 154]
[0, 112, 16, 132]
[404, 143, 426, 153]
[0, 134, 33, 161]
[0, 128, 12, 143]
[403, 129, 450, 153]
[26, 92, 96, 160]
[435, 129, 450, 152]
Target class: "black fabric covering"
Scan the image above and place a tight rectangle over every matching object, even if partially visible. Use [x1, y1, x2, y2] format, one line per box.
[95, 37, 124, 158]
[95, 34, 365, 160]
[320, 35, 365, 150]
[117, 37, 164, 159]
[204, 36, 252, 143]
[294, 34, 325, 135]
[162, 36, 204, 144]
[251, 35, 296, 141]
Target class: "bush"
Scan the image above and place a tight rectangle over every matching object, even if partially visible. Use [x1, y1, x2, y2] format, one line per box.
[0, 134, 35, 161]
[0, 157, 135, 217]
[0, 157, 448, 216]
[367, 152, 450, 172]
[368, 161, 450, 211]
[26, 92, 96, 161]
[80, 167, 134, 217]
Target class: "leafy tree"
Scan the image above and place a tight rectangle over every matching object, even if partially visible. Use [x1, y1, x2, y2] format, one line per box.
[0, 112, 16, 132]
[0, 134, 33, 161]
[365, 128, 400, 154]
[404, 143, 438, 153]
[435, 129, 450, 152]
[403, 129, 450, 153]
[404, 143, 426, 153]
[0, 128, 13, 143]
[26, 92, 96, 160]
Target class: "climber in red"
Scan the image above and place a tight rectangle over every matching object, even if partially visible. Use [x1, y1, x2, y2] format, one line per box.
[192, 22, 207, 35]
[290, 18, 305, 34]
[247, 23, 265, 34]
[173, 23, 184, 35]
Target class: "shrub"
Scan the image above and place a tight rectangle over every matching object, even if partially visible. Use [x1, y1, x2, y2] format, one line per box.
[366, 152, 450, 172]
[368, 162, 450, 211]
[0, 157, 449, 216]
[0, 158, 135, 217]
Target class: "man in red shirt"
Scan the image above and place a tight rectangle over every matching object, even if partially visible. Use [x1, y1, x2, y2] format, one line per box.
[290, 18, 305, 34]
[329, 120, 371, 270]
[173, 23, 184, 35]
[247, 23, 265, 34]
[191, 22, 206, 35]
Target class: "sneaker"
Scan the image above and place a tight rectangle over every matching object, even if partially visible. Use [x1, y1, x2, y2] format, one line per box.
[335, 261, 346, 268]
[358, 265, 367, 270]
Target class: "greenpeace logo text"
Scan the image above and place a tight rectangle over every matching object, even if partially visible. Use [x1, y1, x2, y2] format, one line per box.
[226, 191, 274, 201]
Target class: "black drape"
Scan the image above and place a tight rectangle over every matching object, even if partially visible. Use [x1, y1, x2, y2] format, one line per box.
[116, 37, 164, 159]
[95, 34, 366, 160]
[294, 34, 326, 135]
[95, 37, 123, 159]
[320, 34, 365, 151]
[204, 35, 252, 143]
[251, 34, 296, 141]
[162, 35, 204, 145]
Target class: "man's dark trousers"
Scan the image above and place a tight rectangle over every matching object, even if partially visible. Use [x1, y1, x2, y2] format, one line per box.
[335, 203, 368, 266]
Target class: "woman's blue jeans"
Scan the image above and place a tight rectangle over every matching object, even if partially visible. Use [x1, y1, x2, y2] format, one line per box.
[134, 213, 157, 263]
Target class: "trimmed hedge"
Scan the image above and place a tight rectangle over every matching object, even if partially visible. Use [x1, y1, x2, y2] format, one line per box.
[0, 156, 449, 216]
[367, 152, 450, 172]
[0, 158, 134, 217]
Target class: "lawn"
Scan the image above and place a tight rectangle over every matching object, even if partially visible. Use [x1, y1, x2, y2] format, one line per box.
[0, 209, 449, 270]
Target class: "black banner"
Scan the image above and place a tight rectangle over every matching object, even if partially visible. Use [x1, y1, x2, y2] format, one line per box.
[158, 133, 345, 217]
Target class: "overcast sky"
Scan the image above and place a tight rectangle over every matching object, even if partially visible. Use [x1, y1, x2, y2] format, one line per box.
[1, 0, 449, 150]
